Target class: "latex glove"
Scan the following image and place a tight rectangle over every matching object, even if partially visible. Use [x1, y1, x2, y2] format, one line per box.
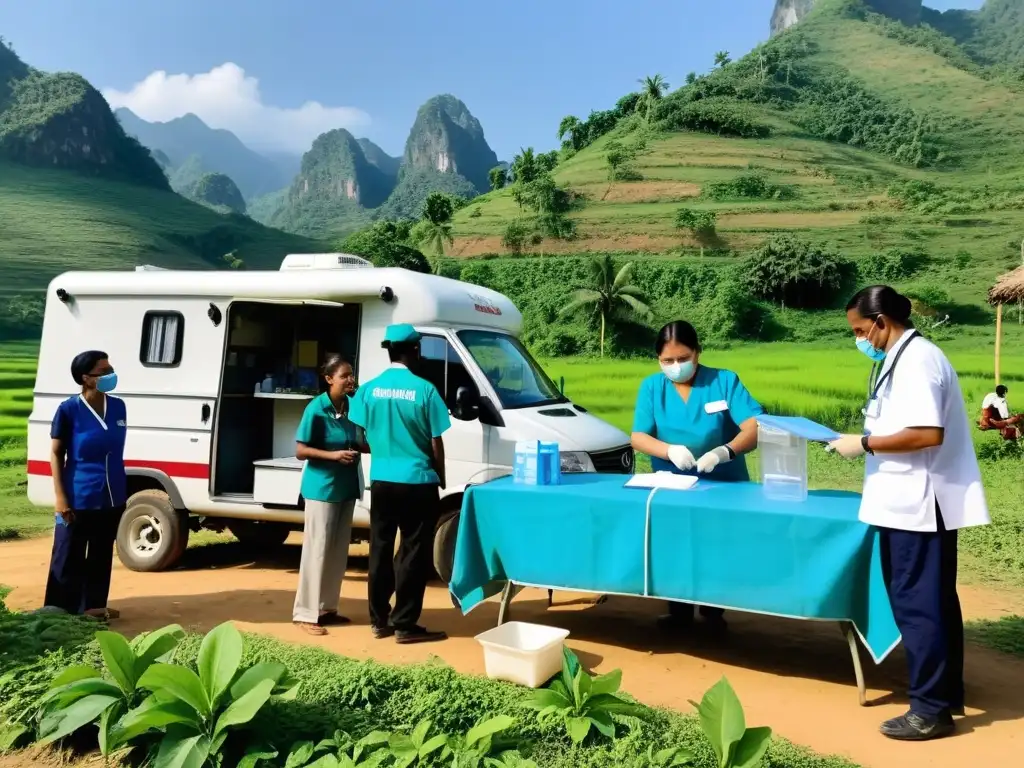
[696, 445, 732, 474]
[828, 434, 866, 459]
[666, 444, 696, 471]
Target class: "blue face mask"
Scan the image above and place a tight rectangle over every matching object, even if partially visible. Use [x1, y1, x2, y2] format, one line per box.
[661, 360, 696, 383]
[855, 338, 886, 363]
[96, 372, 118, 393]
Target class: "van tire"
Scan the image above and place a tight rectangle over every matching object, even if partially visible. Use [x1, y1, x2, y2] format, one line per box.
[228, 521, 290, 552]
[433, 510, 460, 585]
[117, 491, 188, 573]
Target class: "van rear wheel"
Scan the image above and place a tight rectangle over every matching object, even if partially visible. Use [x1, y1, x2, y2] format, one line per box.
[117, 491, 188, 572]
[433, 510, 460, 585]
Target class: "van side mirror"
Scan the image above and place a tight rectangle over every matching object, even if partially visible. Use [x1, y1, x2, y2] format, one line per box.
[453, 386, 480, 421]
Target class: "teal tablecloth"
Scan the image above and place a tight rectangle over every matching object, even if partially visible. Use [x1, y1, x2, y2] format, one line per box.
[449, 475, 901, 663]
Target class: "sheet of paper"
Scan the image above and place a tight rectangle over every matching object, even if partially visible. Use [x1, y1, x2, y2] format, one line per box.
[756, 414, 841, 443]
[625, 472, 699, 491]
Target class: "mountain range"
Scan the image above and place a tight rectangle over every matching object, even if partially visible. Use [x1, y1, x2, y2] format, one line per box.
[114, 95, 500, 239]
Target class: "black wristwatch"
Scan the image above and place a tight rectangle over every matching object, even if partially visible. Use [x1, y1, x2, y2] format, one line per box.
[861, 435, 874, 455]
[725, 445, 736, 460]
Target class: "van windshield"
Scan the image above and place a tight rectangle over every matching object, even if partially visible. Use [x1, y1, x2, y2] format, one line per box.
[457, 330, 566, 409]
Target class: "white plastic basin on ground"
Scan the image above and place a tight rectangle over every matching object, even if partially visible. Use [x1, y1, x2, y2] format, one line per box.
[474, 621, 571, 688]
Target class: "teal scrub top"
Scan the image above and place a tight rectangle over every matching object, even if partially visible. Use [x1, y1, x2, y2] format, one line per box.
[348, 365, 451, 485]
[295, 393, 362, 503]
[632, 365, 762, 481]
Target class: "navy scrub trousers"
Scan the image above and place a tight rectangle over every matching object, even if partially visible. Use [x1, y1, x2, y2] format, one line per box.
[879, 505, 964, 717]
[44, 504, 124, 613]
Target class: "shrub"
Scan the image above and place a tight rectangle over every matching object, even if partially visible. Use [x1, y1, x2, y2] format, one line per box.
[859, 248, 927, 282]
[674, 209, 717, 241]
[502, 220, 533, 255]
[703, 173, 795, 201]
[742, 236, 856, 309]
[656, 97, 772, 138]
[339, 221, 431, 273]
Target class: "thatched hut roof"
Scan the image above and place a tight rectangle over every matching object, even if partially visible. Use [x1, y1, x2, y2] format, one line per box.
[989, 265, 1024, 305]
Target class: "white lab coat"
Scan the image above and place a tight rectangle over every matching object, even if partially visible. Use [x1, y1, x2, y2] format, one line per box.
[860, 331, 990, 533]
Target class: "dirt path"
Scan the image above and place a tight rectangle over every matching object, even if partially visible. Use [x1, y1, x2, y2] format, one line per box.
[2, 534, 1022, 768]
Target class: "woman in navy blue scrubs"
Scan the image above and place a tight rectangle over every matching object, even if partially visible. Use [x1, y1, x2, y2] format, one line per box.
[44, 350, 127, 619]
[631, 321, 763, 631]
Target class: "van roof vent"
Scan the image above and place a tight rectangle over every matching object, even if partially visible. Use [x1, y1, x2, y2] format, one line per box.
[135, 265, 168, 271]
[279, 253, 374, 272]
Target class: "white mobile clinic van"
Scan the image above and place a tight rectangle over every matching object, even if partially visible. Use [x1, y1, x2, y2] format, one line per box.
[28, 254, 633, 572]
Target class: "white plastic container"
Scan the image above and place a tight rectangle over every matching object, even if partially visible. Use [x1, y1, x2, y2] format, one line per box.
[758, 423, 808, 502]
[513, 440, 540, 484]
[475, 621, 570, 688]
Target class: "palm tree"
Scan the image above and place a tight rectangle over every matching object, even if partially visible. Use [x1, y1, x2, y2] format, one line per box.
[714, 51, 732, 68]
[414, 192, 455, 273]
[510, 147, 538, 184]
[638, 74, 669, 121]
[561, 255, 652, 357]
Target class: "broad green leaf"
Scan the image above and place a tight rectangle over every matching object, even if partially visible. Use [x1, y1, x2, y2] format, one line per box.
[566, 716, 591, 745]
[584, 693, 644, 716]
[694, 678, 746, 768]
[572, 668, 592, 706]
[38, 677, 122, 710]
[153, 731, 209, 768]
[49, 665, 101, 689]
[38, 693, 119, 745]
[97, 699, 125, 756]
[421, 733, 448, 756]
[284, 740, 315, 768]
[138, 664, 211, 718]
[358, 730, 391, 747]
[388, 733, 416, 766]
[466, 715, 514, 746]
[548, 679, 570, 699]
[307, 756, 341, 768]
[230, 662, 287, 700]
[523, 688, 570, 711]
[588, 710, 615, 740]
[731, 726, 772, 768]
[560, 647, 580, 694]
[111, 696, 200, 746]
[132, 624, 186, 675]
[212, 677, 274, 739]
[97, 630, 138, 695]
[237, 746, 279, 768]
[589, 669, 622, 697]
[411, 717, 432, 747]
[197, 621, 243, 707]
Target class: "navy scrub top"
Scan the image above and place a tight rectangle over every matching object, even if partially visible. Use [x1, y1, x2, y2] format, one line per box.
[632, 365, 762, 481]
[51, 395, 128, 510]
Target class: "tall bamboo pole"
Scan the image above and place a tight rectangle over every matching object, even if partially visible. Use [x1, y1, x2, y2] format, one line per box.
[995, 302, 1003, 385]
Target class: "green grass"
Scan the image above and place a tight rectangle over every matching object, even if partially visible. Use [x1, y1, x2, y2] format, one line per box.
[0, 161, 321, 299]
[966, 616, 1024, 657]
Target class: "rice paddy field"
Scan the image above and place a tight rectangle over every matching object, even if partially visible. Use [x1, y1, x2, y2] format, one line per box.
[0, 340, 1021, 588]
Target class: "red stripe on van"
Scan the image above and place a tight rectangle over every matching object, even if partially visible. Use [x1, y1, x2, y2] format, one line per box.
[27, 459, 210, 480]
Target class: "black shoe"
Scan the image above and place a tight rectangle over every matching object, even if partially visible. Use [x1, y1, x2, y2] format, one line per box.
[951, 705, 965, 717]
[395, 625, 447, 644]
[702, 613, 728, 635]
[656, 613, 695, 631]
[879, 711, 955, 741]
[372, 624, 395, 640]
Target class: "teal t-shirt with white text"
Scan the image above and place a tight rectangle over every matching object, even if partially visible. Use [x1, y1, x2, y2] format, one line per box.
[348, 365, 451, 485]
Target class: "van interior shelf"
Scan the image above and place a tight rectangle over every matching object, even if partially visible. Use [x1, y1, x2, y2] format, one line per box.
[253, 392, 314, 401]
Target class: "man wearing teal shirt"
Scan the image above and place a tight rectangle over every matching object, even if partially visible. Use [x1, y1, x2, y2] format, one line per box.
[349, 323, 451, 644]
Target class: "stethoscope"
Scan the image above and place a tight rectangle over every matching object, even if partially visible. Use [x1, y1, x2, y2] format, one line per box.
[863, 330, 920, 416]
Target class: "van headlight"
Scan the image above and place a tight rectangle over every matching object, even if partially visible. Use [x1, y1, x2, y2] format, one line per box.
[560, 451, 595, 474]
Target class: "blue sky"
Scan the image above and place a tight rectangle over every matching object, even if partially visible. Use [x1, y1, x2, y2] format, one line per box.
[0, 0, 985, 160]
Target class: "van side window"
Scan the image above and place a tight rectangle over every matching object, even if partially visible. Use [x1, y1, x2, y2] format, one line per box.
[419, 335, 477, 410]
[140, 311, 184, 367]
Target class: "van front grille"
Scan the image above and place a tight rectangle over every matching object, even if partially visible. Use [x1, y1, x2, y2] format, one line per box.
[589, 445, 635, 474]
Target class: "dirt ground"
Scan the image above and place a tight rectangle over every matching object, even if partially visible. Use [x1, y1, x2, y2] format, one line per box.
[2, 534, 1022, 768]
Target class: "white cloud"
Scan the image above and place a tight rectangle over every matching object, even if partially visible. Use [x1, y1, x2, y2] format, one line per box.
[102, 63, 370, 154]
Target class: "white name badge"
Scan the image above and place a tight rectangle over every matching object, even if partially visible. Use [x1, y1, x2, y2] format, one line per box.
[705, 400, 729, 414]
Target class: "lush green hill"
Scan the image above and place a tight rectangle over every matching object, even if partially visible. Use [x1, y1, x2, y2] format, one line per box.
[0, 160, 320, 335]
[450, 1, 1024, 328]
[182, 171, 247, 214]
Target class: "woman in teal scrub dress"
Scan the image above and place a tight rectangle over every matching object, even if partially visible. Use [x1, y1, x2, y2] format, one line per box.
[631, 320, 763, 630]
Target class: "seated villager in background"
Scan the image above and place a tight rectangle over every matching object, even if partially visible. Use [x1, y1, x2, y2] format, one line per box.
[979, 385, 1021, 440]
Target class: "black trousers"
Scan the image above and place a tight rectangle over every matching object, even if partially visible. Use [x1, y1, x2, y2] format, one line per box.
[667, 601, 725, 621]
[879, 507, 964, 717]
[368, 482, 440, 631]
[44, 507, 122, 614]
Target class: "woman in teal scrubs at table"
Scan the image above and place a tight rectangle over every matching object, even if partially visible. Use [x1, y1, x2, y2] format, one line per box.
[631, 320, 763, 631]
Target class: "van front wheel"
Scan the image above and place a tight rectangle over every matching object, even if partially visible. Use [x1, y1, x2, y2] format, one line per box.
[117, 491, 189, 572]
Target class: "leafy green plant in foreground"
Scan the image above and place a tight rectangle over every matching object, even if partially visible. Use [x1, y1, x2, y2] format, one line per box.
[524, 648, 644, 745]
[33, 623, 185, 754]
[689, 677, 771, 768]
